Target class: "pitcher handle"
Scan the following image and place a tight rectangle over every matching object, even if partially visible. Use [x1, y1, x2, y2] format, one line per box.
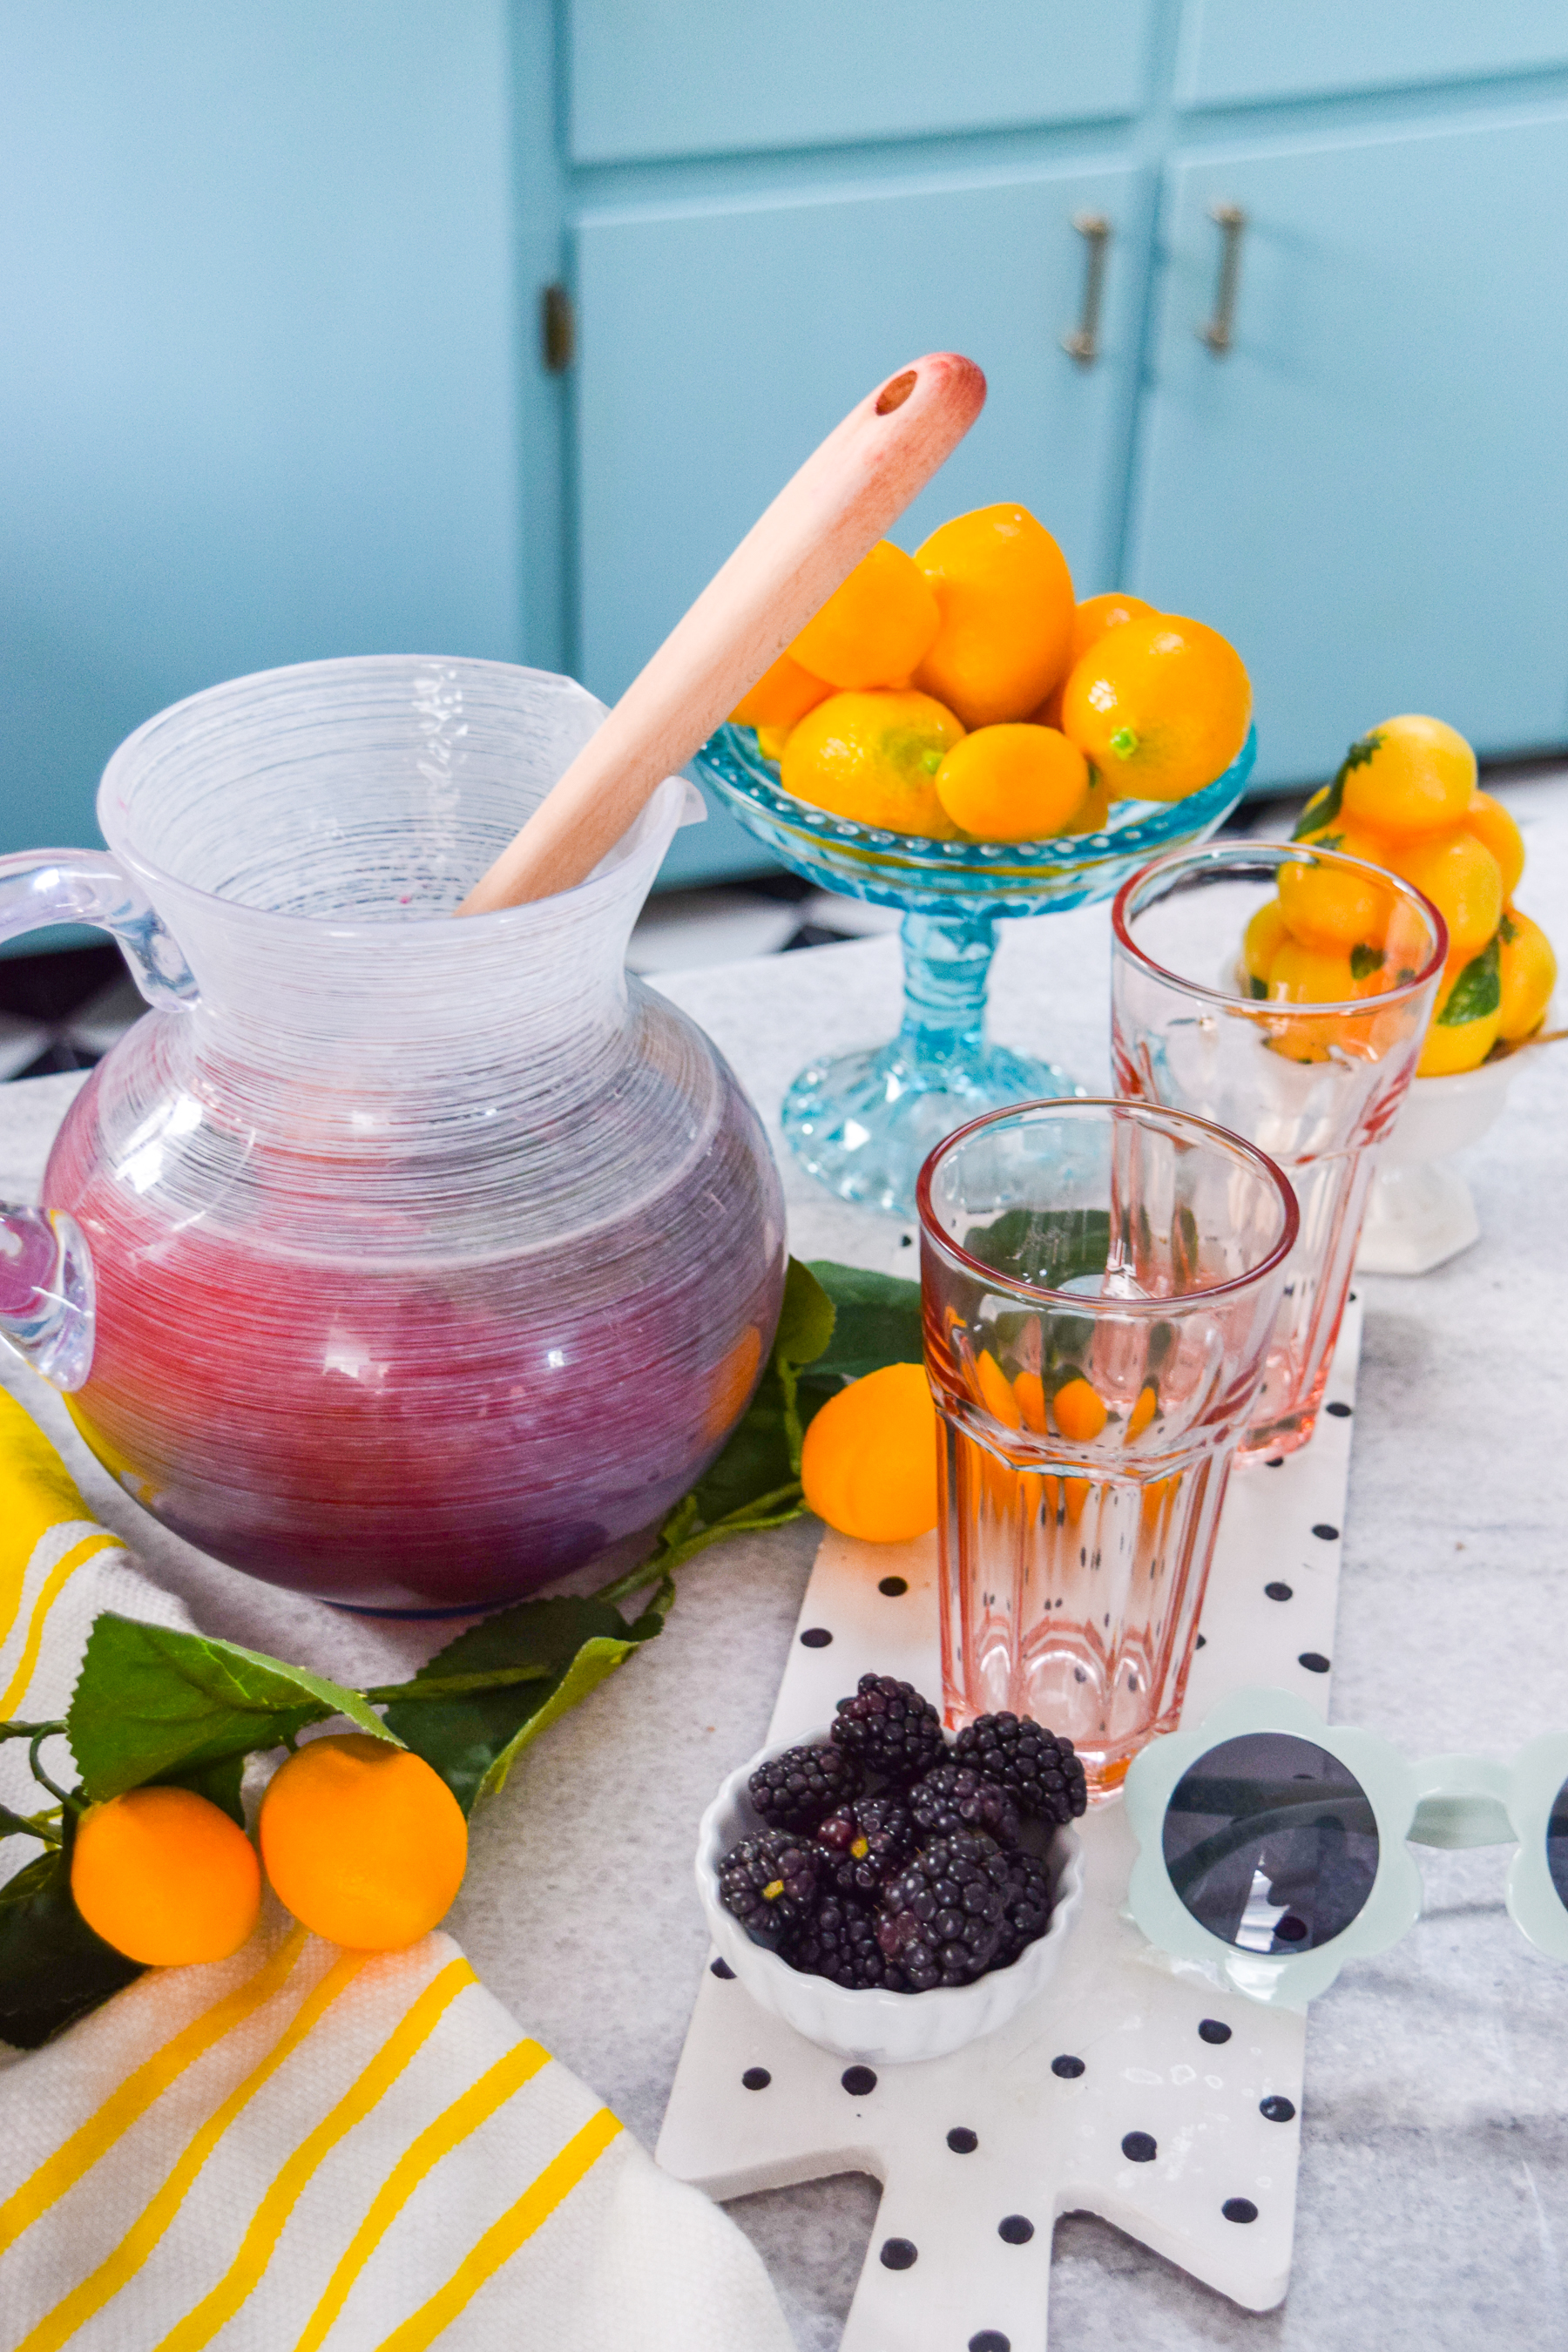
[0, 848, 198, 1009]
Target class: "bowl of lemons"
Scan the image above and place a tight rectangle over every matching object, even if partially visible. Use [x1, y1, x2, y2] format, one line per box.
[693, 504, 1254, 1217]
[1231, 713, 1558, 1274]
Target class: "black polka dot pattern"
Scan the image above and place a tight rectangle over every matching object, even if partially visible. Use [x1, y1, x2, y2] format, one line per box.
[878, 1576, 909, 1597]
[1195, 1633, 1207, 1648]
[1223, 2197, 1259, 2224]
[970, 2335, 1010, 2352]
[1264, 1581, 1293, 1601]
[800, 1626, 833, 1647]
[1260, 2094, 1296, 2123]
[1325, 1401, 1352, 1418]
[1299, 1651, 1331, 1673]
[710, 1957, 734, 1980]
[948, 2126, 978, 2153]
[1122, 2132, 1157, 2163]
[1051, 2054, 1085, 2078]
[841, 2065, 877, 2097]
[741, 2067, 771, 2091]
[1198, 2018, 1232, 2044]
[1265, 1456, 1285, 1469]
[880, 2237, 917, 2270]
[997, 2215, 1035, 2244]
[1312, 1524, 1340, 1542]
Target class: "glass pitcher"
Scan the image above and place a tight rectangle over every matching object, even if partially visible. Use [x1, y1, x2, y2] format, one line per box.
[0, 658, 787, 1612]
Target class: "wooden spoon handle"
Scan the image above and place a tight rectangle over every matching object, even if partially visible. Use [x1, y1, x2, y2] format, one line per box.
[457, 351, 986, 913]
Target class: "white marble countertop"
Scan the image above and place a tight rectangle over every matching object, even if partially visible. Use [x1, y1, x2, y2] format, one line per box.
[2, 778, 1566, 2349]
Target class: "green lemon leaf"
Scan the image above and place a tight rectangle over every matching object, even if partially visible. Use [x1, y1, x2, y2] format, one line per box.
[806, 1260, 923, 1381]
[1292, 731, 1382, 841]
[0, 1822, 143, 2049]
[1349, 943, 1385, 982]
[145, 1751, 248, 1827]
[68, 1615, 400, 1801]
[960, 1207, 1112, 1292]
[775, 1256, 836, 1368]
[380, 1594, 665, 1813]
[1437, 936, 1501, 1025]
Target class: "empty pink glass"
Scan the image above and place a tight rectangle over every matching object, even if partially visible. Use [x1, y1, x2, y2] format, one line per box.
[1112, 842, 1445, 1455]
[920, 1099, 1297, 1799]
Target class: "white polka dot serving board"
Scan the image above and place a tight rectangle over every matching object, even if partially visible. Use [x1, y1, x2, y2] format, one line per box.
[657, 1300, 1363, 2352]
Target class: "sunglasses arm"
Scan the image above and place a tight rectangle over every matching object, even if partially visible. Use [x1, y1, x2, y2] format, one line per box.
[1408, 1755, 1515, 1850]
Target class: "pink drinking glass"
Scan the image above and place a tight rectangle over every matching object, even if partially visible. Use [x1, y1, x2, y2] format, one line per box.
[919, 1099, 1298, 1800]
[1112, 842, 1446, 1456]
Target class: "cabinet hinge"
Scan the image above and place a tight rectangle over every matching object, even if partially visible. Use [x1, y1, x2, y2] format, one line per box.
[542, 283, 576, 374]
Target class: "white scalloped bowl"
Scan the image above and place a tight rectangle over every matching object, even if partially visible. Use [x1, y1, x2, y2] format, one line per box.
[695, 1734, 1085, 2065]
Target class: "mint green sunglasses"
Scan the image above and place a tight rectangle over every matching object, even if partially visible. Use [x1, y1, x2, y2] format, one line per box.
[1124, 1686, 1568, 2007]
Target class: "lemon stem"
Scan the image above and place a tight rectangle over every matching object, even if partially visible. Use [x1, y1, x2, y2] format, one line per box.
[27, 1726, 81, 1815]
[1109, 727, 1139, 761]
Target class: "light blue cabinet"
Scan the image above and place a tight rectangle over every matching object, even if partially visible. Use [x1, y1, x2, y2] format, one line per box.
[4, 3, 1568, 896]
[1126, 106, 1568, 785]
[576, 161, 1147, 703]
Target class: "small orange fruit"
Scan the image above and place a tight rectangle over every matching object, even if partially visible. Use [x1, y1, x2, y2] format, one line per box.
[1060, 615, 1250, 802]
[1125, 1383, 1159, 1441]
[71, 1786, 261, 1966]
[1068, 591, 1154, 666]
[1012, 1369, 1049, 1434]
[800, 1362, 939, 1544]
[781, 689, 965, 836]
[755, 722, 792, 762]
[1497, 908, 1557, 1042]
[1463, 789, 1525, 900]
[934, 724, 1090, 841]
[1064, 760, 1112, 835]
[974, 1348, 1024, 1429]
[1242, 899, 1290, 988]
[914, 504, 1076, 727]
[1267, 940, 1362, 1004]
[791, 540, 940, 691]
[259, 1734, 468, 1951]
[1382, 828, 1502, 962]
[1051, 1375, 1108, 1443]
[1277, 835, 1396, 954]
[729, 650, 831, 734]
[1417, 946, 1502, 1076]
[1337, 716, 1476, 837]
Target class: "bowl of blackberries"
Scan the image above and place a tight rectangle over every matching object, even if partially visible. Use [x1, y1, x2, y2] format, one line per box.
[697, 1673, 1087, 2064]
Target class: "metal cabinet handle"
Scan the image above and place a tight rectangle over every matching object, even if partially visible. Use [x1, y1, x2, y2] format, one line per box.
[1199, 201, 1247, 355]
[1062, 213, 1112, 366]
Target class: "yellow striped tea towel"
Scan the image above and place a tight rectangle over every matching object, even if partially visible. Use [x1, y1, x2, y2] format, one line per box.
[0, 1391, 792, 2352]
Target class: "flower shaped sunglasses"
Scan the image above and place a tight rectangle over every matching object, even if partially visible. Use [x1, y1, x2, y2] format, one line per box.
[1124, 1686, 1568, 2005]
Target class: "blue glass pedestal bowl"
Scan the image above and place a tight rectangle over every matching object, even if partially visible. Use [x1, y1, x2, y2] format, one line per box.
[691, 724, 1257, 1217]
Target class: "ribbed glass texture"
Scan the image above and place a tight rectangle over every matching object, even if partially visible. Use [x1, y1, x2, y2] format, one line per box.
[38, 658, 787, 1612]
[918, 1100, 1297, 1799]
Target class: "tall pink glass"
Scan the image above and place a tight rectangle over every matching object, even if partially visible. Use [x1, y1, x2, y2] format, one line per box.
[920, 1099, 1298, 1800]
[1112, 841, 1445, 1456]
[0, 658, 786, 1612]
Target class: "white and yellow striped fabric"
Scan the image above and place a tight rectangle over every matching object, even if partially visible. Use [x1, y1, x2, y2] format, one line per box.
[0, 1393, 793, 2352]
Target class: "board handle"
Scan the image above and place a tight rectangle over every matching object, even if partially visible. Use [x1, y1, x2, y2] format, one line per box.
[840, 2159, 1051, 2352]
[456, 352, 986, 913]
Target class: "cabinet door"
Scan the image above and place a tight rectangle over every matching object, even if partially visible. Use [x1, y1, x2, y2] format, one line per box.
[570, 0, 1153, 164]
[1125, 110, 1568, 787]
[1176, 0, 1568, 109]
[576, 164, 1146, 882]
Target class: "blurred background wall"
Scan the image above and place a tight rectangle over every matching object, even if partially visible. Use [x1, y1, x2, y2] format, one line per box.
[4, 0, 1568, 899]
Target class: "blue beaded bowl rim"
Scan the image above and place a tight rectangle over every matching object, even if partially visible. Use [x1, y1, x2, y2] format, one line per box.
[695, 1733, 1085, 2064]
[693, 722, 1257, 898]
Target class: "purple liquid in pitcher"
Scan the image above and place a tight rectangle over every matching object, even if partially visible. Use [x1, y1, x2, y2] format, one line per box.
[45, 1029, 786, 1613]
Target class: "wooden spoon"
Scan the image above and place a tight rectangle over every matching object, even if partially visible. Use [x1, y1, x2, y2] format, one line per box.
[456, 351, 986, 913]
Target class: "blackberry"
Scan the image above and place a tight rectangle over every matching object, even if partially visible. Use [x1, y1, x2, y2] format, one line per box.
[717, 1832, 821, 1948]
[788, 1895, 909, 1992]
[814, 1795, 915, 1899]
[876, 1833, 1011, 1990]
[748, 1741, 862, 1831]
[829, 1673, 946, 1784]
[909, 1763, 1021, 1848]
[993, 1850, 1054, 1965]
[951, 1712, 1087, 1823]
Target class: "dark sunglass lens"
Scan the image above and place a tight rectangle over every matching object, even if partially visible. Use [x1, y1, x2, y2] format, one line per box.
[1546, 1776, 1568, 1912]
[1161, 1732, 1380, 1955]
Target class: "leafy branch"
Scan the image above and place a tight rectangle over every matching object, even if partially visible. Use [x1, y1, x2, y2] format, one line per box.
[0, 1254, 924, 2047]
